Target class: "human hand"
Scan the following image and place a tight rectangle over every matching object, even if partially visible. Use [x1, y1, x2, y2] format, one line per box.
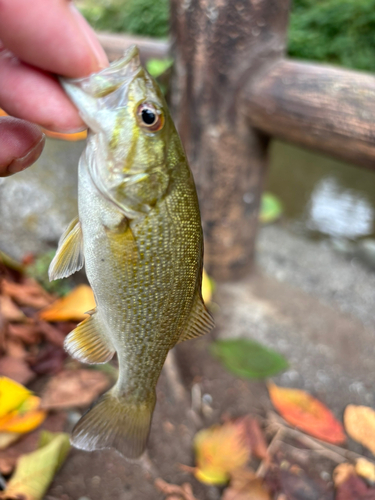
[0, 0, 108, 177]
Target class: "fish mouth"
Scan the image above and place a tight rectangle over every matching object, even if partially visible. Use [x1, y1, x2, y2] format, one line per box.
[62, 45, 142, 99]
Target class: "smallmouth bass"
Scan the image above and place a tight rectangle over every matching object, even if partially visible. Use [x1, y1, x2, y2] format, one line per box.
[49, 46, 214, 458]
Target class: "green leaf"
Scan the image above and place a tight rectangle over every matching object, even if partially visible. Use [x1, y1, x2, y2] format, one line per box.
[259, 192, 283, 224]
[2, 432, 70, 500]
[146, 58, 173, 78]
[210, 339, 288, 379]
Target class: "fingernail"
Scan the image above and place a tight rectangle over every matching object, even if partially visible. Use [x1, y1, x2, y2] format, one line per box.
[69, 4, 109, 71]
[7, 134, 45, 175]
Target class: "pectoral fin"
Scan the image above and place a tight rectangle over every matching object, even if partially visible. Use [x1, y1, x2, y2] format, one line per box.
[64, 309, 115, 364]
[178, 293, 215, 343]
[49, 217, 84, 281]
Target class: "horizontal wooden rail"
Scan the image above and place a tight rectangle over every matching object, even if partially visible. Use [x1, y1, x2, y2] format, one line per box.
[97, 32, 169, 63]
[244, 59, 375, 170]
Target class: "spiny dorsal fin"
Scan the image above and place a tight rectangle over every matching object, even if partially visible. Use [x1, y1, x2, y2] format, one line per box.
[178, 293, 215, 343]
[64, 310, 115, 364]
[49, 217, 84, 281]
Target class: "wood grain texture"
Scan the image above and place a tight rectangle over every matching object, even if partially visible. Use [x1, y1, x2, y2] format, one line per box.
[245, 59, 375, 170]
[170, 0, 290, 280]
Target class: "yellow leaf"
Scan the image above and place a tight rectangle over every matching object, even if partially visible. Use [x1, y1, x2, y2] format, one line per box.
[0, 377, 31, 419]
[333, 463, 356, 488]
[0, 432, 70, 500]
[39, 285, 96, 322]
[0, 432, 21, 450]
[202, 269, 213, 304]
[0, 396, 46, 434]
[194, 423, 250, 485]
[344, 405, 375, 455]
[356, 458, 375, 483]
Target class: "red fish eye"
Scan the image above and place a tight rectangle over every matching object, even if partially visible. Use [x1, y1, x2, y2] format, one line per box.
[136, 103, 164, 132]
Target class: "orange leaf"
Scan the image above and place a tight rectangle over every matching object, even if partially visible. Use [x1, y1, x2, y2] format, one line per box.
[194, 422, 251, 485]
[39, 285, 96, 322]
[268, 383, 345, 444]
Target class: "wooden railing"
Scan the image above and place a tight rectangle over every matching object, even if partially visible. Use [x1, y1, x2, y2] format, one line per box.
[97, 0, 375, 281]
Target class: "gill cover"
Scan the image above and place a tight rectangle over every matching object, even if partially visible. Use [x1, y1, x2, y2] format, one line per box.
[61, 45, 170, 219]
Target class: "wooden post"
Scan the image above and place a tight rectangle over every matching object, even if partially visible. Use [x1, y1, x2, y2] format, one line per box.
[170, 0, 290, 280]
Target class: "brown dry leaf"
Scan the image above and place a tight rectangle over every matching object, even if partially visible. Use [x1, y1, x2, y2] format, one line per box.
[268, 383, 345, 444]
[223, 467, 271, 500]
[154, 478, 198, 500]
[2, 279, 53, 310]
[335, 474, 375, 500]
[36, 321, 65, 347]
[193, 422, 251, 485]
[236, 415, 268, 460]
[5, 339, 27, 360]
[0, 357, 35, 385]
[41, 369, 110, 410]
[39, 285, 96, 322]
[333, 463, 357, 488]
[356, 458, 375, 484]
[344, 405, 375, 455]
[0, 296, 26, 322]
[8, 323, 41, 345]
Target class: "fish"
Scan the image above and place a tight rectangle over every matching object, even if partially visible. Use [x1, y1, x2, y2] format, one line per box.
[48, 45, 214, 458]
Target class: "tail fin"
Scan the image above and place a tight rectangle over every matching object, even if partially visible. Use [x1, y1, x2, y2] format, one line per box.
[71, 389, 156, 459]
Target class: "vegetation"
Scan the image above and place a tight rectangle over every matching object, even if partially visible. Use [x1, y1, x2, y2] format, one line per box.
[78, 0, 375, 72]
[77, 0, 169, 38]
[288, 0, 375, 72]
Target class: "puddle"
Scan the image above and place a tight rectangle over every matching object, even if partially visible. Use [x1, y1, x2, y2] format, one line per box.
[266, 140, 375, 242]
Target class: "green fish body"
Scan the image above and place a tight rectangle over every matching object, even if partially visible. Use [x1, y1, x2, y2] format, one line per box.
[49, 46, 214, 458]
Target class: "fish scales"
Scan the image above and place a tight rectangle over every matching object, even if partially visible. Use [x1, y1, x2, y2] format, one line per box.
[49, 45, 214, 458]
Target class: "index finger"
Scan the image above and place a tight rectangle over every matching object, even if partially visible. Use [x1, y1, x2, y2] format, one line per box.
[0, 0, 108, 78]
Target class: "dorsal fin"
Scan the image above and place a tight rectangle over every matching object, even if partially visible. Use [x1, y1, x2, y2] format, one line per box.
[178, 293, 215, 343]
[49, 217, 84, 281]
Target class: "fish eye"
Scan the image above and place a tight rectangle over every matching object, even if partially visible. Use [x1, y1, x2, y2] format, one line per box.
[136, 103, 164, 132]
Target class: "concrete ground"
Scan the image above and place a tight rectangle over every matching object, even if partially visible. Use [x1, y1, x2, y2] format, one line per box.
[216, 223, 375, 416]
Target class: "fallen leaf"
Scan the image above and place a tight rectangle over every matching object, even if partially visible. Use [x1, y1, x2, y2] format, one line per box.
[356, 458, 375, 484]
[0, 296, 26, 322]
[36, 321, 66, 347]
[5, 339, 27, 360]
[260, 192, 283, 224]
[155, 478, 198, 500]
[193, 422, 251, 485]
[202, 269, 214, 305]
[268, 383, 345, 444]
[0, 412, 67, 475]
[0, 431, 70, 500]
[0, 357, 35, 385]
[0, 396, 46, 433]
[0, 377, 31, 418]
[8, 323, 41, 345]
[333, 463, 357, 488]
[28, 344, 66, 376]
[223, 468, 271, 500]
[235, 415, 268, 460]
[211, 339, 288, 379]
[2, 279, 53, 310]
[0, 433, 20, 451]
[39, 285, 96, 322]
[335, 473, 375, 500]
[41, 369, 110, 409]
[344, 405, 375, 455]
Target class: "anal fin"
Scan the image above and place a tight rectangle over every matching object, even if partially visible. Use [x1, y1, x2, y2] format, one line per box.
[64, 310, 115, 364]
[178, 293, 215, 343]
[49, 217, 84, 281]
